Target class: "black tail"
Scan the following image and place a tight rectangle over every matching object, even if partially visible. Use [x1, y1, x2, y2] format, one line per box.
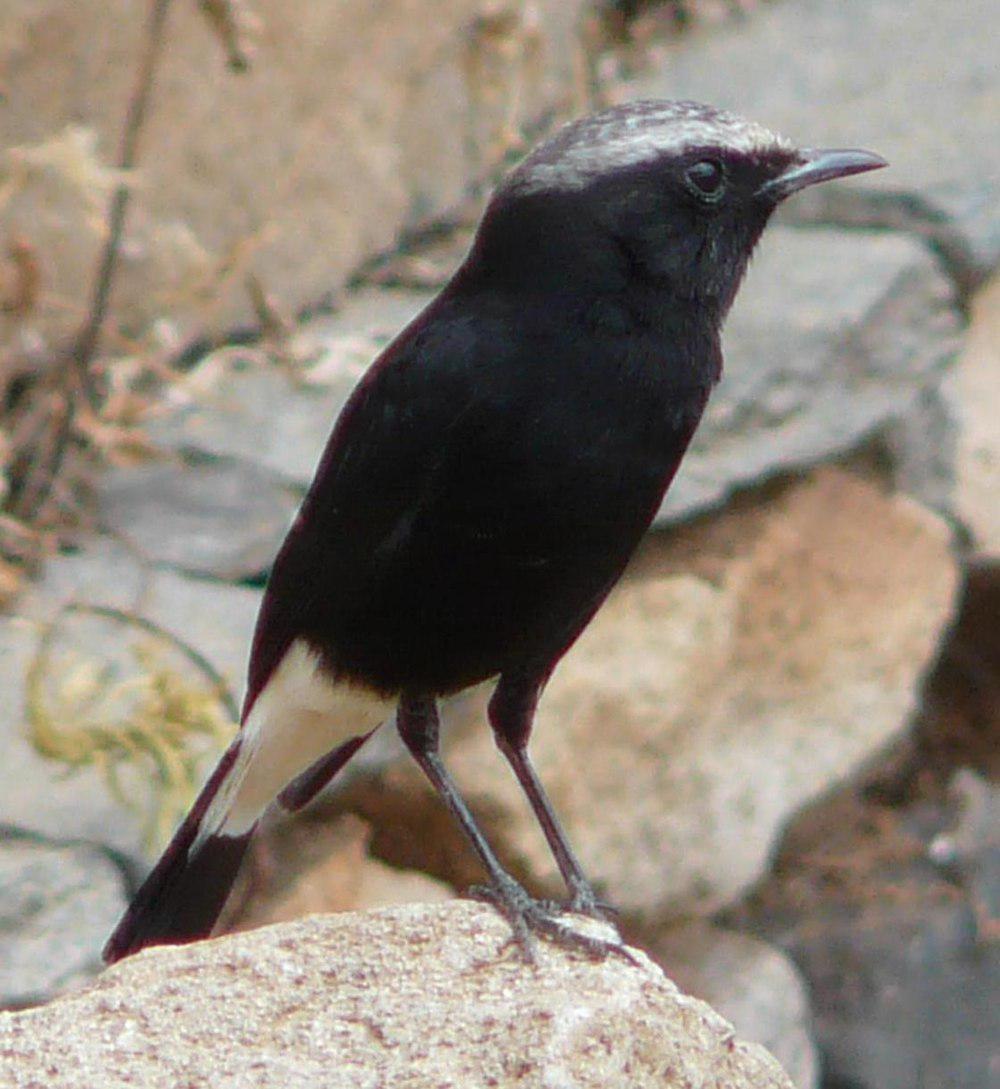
[103, 741, 252, 964]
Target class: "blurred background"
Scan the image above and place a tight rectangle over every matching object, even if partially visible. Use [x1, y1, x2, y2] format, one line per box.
[0, 2, 996, 1086]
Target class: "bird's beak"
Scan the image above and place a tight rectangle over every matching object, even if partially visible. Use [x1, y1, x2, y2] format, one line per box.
[757, 147, 887, 201]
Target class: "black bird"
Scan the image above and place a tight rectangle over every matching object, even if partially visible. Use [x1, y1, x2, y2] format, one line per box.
[104, 100, 885, 963]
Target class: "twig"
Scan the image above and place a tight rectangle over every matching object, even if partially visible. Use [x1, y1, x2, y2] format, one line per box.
[72, 0, 176, 402]
[198, 0, 258, 72]
[5, 0, 175, 531]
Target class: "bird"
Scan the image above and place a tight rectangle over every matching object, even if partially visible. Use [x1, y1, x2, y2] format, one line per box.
[104, 99, 885, 963]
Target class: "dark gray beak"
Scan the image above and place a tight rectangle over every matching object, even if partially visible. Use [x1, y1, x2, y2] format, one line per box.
[757, 147, 887, 201]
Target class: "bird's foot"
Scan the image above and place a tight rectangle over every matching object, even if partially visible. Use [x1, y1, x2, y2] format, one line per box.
[469, 876, 633, 964]
[564, 879, 620, 924]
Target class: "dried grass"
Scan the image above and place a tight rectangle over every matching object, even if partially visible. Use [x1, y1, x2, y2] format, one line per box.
[25, 604, 239, 852]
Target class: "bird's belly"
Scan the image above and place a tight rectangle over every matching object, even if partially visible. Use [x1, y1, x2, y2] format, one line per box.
[326, 457, 673, 695]
[329, 544, 617, 695]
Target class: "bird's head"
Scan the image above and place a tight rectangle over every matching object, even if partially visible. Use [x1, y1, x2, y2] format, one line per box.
[471, 100, 886, 319]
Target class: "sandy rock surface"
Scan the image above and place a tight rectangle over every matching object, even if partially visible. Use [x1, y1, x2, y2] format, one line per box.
[649, 921, 818, 1089]
[0, 901, 794, 1089]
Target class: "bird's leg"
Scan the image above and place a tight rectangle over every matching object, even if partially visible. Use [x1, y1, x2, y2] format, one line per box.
[397, 694, 624, 961]
[488, 676, 616, 923]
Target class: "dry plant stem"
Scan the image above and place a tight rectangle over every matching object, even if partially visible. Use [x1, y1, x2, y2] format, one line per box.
[6, 0, 175, 531]
[73, 0, 175, 403]
[7, 372, 76, 523]
[198, 0, 257, 72]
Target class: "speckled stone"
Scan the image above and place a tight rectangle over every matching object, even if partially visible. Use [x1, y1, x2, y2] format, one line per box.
[0, 902, 794, 1088]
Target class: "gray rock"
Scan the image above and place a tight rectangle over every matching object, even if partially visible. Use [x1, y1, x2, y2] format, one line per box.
[649, 922, 818, 1089]
[0, 539, 259, 859]
[146, 290, 431, 484]
[883, 386, 958, 518]
[96, 455, 301, 581]
[807, 898, 997, 1089]
[663, 227, 961, 521]
[150, 235, 961, 529]
[0, 832, 127, 1010]
[929, 770, 1000, 932]
[627, 0, 1000, 277]
[306, 286, 438, 348]
[0, 902, 795, 1089]
[147, 355, 346, 485]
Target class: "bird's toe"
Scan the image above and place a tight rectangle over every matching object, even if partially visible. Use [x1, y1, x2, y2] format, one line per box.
[467, 878, 632, 963]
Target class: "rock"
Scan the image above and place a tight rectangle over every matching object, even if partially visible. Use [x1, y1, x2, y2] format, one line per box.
[730, 770, 999, 1089]
[940, 272, 1000, 553]
[145, 289, 431, 484]
[344, 469, 958, 919]
[627, 0, 1000, 277]
[0, 832, 128, 1010]
[663, 227, 961, 522]
[918, 560, 1000, 783]
[647, 922, 818, 1089]
[0, 902, 795, 1088]
[1, 0, 592, 351]
[148, 238, 962, 528]
[96, 454, 302, 581]
[883, 385, 958, 520]
[934, 769, 1000, 919]
[0, 538, 258, 858]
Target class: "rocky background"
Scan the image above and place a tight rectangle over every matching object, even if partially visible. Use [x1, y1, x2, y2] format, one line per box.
[1, 1, 997, 1087]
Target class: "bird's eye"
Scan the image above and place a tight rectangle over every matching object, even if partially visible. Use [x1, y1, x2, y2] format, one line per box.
[685, 159, 726, 201]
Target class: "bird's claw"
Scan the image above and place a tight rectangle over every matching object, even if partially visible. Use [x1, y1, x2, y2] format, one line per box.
[468, 879, 634, 964]
[566, 882, 620, 923]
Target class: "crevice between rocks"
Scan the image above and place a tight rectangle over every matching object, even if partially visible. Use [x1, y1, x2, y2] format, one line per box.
[778, 186, 988, 308]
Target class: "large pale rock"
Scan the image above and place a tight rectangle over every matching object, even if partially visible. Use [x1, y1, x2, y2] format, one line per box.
[0, 902, 794, 1089]
[347, 469, 958, 918]
[1, 0, 589, 351]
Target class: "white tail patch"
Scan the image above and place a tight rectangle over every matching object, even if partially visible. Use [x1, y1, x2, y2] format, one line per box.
[200, 640, 396, 839]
